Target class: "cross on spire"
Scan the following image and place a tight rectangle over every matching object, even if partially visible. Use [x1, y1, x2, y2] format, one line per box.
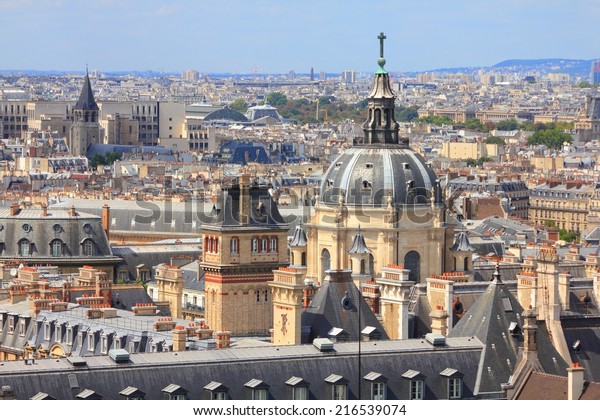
[378, 32, 386, 58]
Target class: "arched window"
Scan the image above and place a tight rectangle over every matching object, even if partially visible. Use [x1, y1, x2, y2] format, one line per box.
[19, 239, 31, 256]
[360, 259, 366, 275]
[83, 239, 94, 257]
[464, 256, 469, 272]
[301, 252, 306, 266]
[321, 248, 331, 279]
[404, 251, 421, 283]
[51, 239, 63, 257]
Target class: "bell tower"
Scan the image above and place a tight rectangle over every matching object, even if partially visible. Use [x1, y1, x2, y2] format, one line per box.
[69, 70, 102, 156]
[201, 175, 289, 336]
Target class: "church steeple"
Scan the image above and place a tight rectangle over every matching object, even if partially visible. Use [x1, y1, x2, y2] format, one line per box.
[360, 32, 405, 147]
[74, 71, 99, 112]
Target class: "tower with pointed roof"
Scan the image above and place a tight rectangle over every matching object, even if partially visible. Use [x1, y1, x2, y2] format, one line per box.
[305, 33, 452, 291]
[69, 71, 102, 156]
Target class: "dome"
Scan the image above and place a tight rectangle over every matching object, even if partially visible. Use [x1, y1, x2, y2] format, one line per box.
[320, 145, 440, 206]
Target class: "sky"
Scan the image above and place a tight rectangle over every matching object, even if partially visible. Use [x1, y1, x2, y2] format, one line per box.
[1, 0, 599, 74]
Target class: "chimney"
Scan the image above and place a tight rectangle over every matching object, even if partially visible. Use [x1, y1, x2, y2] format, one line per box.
[523, 306, 538, 355]
[215, 330, 231, 349]
[238, 173, 251, 225]
[42, 203, 48, 217]
[101, 204, 110, 239]
[430, 306, 448, 336]
[172, 326, 187, 352]
[69, 205, 76, 217]
[567, 363, 585, 400]
[9, 203, 20, 216]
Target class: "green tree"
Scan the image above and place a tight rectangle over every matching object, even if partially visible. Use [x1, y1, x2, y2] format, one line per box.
[495, 118, 519, 131]
[464, 117, 486, 132]
[484, 136, 506, 145]
[230, 98, 248, 112]
[527, 129, 573, 149]
[559, 229, 579, 243]
[578, 81, 593, 88]
[395, 105, 420, 122]
[318, 96, 333, 106]
[419, 115, 454, 125]
[105, 151, 122, 165]
[266, 92, 288, 107]
[519, 120, 536, 131]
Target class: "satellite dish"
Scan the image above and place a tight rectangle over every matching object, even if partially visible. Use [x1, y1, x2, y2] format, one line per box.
[10, 268, 17, 277]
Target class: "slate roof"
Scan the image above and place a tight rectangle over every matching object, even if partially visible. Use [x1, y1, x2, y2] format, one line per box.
[450, 231, 475, 252]
[0, 337, 484, 400]
[289, 224, 307, 247]
[74, 74, 99, 111]
[319, 146, 441, 207]
[347, 228, 371, 254]
[302, 269, 388, 343]
[449, 268, 569, 396]
[561, 316, 600, 382]
[202, 183, 287, 230]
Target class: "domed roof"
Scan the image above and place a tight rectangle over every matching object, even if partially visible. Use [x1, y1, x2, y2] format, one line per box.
[203, 106, 248, 123]
[320, 146, 440, 206]
[319, 33, 441, 208]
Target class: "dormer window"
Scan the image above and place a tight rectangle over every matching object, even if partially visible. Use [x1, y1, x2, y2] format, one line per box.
[8, 315, 15, 334]
[100, 335, 108, 354]
[83, 239, 95, 256]
[364, 372, 387, 400]
[245, 379, 269, 400]
[44, 322, 51, 340]
[66, 327, 73, 345]
[325, 374, 348, 400]
[19, 239, 31, 256]
[403, 369, 425, 400]
[204, 381, 229, 400]
[55, 324, 61, 342]
[440, 368, 463, 400]
[19, 319, 26, 336]
[87, 331, 95, 352]
[51, 239, 63, 257]
[286, 377, 309, 400]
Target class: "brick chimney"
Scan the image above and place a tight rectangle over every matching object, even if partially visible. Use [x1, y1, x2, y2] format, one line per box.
[172, 326, 187, 352]
[9, 203, 20, 216]
[567, 363, 585, 400]
[101, 204, 110, 239]
[69, 205, 77, 217]
[42, 203, 48, 217]
[215, 330, 231, 349]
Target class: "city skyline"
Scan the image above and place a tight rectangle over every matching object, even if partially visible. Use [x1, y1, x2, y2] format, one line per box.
[1, 0, 599, 74]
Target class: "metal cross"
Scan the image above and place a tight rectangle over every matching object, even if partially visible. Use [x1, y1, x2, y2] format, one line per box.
[378, 32, 386, 58]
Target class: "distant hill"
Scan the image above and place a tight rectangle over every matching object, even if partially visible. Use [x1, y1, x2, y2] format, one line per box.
[492, 58, 593, 77]
[401, 58, 596, 78]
